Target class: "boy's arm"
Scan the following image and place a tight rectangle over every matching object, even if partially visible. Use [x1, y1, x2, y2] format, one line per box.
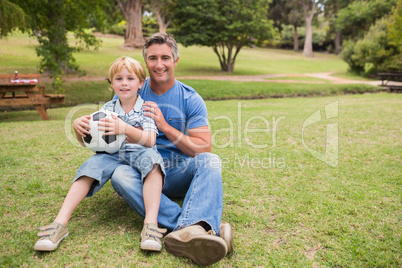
[99, 115, 157, 148]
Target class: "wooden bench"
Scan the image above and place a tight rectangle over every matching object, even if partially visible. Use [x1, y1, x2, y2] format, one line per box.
[378, 72, 402, 92]
[0, 73, 65, 120]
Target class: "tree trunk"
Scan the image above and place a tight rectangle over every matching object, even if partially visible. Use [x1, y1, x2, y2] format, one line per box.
[47, 0, 69, 71]
[293, 24, 299, 51]
[334, 31, 341, 55]
[155, 11, 170, 33]
[213, 43, 242, 72]
[302, 1, 316, 57]
[117, 0, 144, 48]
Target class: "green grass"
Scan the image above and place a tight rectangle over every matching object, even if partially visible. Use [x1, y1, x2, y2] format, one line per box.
[0, 93, 402, 267]
[1, 93, 401, 267]
[1, 32, 400, 267]
[1, 32, 349, 77]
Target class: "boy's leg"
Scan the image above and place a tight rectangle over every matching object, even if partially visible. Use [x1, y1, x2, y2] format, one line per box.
[141, 164, 167, 251]
[55, 176, 95, 226]
[143, 164, 163, 225]
[34, 176, 94, 251]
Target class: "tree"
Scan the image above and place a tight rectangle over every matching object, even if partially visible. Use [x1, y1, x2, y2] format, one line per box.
[171, 0, 275, 72]
[336, 0, 398, 41]
[147, 0, 171, 33]
[323, 0, 352, 54]
[11, 0, 106, 91]
[116, 0, 144, 48]
[300, 0, 317, 57]
[0, 0, 27, 37]
[341, 17, 401, 74]
[288, 8, 304, 51]
[269, 0, 304, 51]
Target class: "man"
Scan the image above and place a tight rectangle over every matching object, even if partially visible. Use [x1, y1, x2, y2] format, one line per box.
[110, 33, 233, 265]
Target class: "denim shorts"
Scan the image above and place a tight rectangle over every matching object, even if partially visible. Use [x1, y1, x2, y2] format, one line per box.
[73, 145, 165, 197]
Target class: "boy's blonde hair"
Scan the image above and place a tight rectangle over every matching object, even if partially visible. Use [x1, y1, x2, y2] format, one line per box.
[108, 56, 146, 84]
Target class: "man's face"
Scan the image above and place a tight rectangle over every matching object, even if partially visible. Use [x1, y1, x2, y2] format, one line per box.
[145, 43, 178, 87]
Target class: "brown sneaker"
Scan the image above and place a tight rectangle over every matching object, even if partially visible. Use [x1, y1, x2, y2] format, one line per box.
[219, 222, 234, 254]
[164, 225, 227, 266]
[140, 223, 167, 252]
[34, 222, 68, 251]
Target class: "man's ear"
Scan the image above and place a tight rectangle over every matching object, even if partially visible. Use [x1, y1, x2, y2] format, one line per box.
[174, 56, 179, 67]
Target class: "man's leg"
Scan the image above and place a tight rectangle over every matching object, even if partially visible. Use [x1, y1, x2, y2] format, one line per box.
[164, 152, 223, 234]
[164, 152, 227, 266]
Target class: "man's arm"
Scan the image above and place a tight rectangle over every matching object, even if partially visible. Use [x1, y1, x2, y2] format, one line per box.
[162, 125, 211, 157]
[143, 101, 211, 157]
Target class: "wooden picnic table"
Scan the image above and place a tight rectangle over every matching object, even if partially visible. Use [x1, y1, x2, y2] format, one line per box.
[0, 74, 65, 120]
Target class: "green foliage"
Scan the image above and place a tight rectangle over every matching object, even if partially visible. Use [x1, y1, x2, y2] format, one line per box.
[388, 0, 402, 48]
[108, 20, 127, 35]
[10, 0, 107, 92]
[0, 0, 27, 37]
[171, 0, 276, 72]
[280, 24, 326, 49]
[341, 17, 401, 75]
[336, 0, 398, 40]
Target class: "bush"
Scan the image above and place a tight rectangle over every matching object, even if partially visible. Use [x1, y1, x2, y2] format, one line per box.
[108, 20, 126, 36]
[341, 17, 401, 75]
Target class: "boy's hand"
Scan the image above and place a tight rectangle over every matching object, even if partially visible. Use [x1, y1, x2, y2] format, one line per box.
[73, 115, 91, 137]
[99, 114, 127, 135]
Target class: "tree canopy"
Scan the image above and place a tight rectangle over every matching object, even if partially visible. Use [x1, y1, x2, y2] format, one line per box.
[171, 0, 276, 72]
[9, 0, 107, 91]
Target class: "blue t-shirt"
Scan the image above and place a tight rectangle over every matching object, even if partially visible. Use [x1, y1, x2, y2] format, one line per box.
[137, 78, 208, 160]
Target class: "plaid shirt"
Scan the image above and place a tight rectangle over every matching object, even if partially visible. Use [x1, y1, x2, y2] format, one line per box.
[101, 94, 158, 135]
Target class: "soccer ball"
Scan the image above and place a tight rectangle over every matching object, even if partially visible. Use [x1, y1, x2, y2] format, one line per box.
[82, 110, 125, 154]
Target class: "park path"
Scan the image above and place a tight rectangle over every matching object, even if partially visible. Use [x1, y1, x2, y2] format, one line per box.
[61, 72, 401, 87]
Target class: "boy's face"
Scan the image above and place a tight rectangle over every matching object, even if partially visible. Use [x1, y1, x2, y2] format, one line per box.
[111, 67, 144, 102]
[145, 43, 178, 87]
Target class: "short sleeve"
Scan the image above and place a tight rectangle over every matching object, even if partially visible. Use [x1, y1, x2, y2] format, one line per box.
[141, 108, 159, 135]
[186, 93, 208, 130]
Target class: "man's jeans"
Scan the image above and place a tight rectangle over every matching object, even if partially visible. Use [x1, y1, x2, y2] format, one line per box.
[110, 152, 223, 235]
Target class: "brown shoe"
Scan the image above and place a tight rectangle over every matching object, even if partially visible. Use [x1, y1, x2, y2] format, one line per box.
[219, 222, 234, 253]
[164, 225, 227, 266]
[34, 222, 68, 251]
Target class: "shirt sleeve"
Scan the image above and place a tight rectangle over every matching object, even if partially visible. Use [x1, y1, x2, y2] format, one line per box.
[141, 108, 159, 135]
[186, 93, 209, 130]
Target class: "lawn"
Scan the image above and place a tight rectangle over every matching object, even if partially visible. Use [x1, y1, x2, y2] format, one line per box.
[0, 32, 400, 267]
[1, 93, 401, 267]
[1, 32, 349, 77]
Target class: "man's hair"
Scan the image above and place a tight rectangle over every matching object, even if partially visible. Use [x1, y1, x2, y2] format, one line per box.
[108, 56, 146, 84]
[143, 33, 179, 62]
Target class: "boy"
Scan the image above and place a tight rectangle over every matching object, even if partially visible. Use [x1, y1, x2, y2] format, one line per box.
[34, 56, 166, 252]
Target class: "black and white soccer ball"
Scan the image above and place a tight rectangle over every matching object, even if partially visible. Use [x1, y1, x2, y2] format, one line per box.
[82, 110, 125, 154]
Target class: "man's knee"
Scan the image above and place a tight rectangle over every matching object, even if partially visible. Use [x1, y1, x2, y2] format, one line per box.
[111, 165, 140, 190]
[195, 152, 221, 171]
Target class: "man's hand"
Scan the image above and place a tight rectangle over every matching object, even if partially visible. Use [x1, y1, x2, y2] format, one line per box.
[143, 101, 169, 132]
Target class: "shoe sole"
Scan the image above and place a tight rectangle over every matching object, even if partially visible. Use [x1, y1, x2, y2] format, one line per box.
[220, 223, 234, 253]
[141, 240, 162, 251]
[165, 235, 227, 266]
[34, 232, 69, 251]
